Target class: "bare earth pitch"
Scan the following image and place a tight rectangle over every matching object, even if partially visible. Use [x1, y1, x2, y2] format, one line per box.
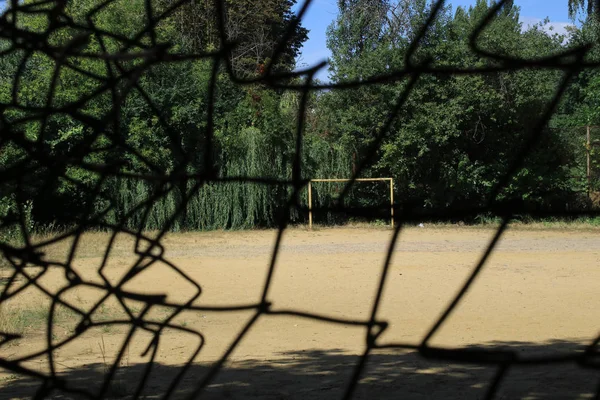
[1, 226, 599, 399]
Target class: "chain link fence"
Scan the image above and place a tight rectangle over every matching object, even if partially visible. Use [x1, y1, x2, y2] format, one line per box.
[0, 0, 599, 399]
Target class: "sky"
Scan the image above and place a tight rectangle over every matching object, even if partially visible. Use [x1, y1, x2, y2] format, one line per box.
[295, 0, 578, 81]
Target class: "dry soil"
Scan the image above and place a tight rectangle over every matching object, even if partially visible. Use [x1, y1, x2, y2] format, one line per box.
[1, 225, 599, 399]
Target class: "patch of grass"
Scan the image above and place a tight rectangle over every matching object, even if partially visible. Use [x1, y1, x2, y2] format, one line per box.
[371, 219, 389, 227]
[0, 374, 18, 383]
[97, 303, 112, 320]
[505, 216, 600, 230]
[0, 252, 13, 284]
[574, 216, 600, 226]
[474, 213, 503, 225]
[98, 335, 130, 399]
[32, 222, 62, 238]
[0, 276, 10, 291]
[0, 304, 49, 335]
[89, 303, 119, 334]
[0, 303, 81, 336]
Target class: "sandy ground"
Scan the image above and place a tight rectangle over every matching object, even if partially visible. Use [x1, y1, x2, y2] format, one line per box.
[1, 225, 599, 399]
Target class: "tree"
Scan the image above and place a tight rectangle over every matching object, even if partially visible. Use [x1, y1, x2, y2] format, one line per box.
[160, 0, 308, 76]
[0, 0, 310, 230]
[321, 0, 577, 212]
[568, 0, 600, 19]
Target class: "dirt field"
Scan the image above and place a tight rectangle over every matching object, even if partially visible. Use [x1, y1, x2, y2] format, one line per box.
[1, 225, 599, 399]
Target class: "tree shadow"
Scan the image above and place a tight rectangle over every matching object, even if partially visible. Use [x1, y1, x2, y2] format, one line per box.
[2, 339, 598, 399]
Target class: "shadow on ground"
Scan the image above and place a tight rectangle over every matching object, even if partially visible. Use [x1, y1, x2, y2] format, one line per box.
[2, 340, 598, 399]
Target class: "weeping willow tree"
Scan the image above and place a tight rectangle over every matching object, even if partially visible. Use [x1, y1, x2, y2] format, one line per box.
[106, 128, 352, 231]
[569, 0, 600, 19]
[99, 75, 357, 231]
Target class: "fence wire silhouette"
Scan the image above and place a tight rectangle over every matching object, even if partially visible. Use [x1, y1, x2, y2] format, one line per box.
[0, 0, 599, 399]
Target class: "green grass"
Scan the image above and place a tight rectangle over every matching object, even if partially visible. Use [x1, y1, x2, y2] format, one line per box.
[301, 216, 600, 231]
[0, 304, 48, 335]
[0, 302, 81, 337]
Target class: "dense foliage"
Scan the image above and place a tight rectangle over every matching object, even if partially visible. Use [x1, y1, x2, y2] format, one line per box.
[322, 0, 593, 212]
[0, 0, 599, 233]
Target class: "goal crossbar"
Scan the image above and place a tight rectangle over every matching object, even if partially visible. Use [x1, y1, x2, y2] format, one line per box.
[307, 178, 394, 229]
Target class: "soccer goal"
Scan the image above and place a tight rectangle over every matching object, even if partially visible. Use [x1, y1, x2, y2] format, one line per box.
[307, 178, 394, 229]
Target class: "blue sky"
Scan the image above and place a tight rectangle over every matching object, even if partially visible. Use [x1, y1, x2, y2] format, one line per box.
[295, 0, 577, 81]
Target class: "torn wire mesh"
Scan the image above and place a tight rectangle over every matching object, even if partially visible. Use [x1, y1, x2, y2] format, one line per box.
[0, 0, 599, 399]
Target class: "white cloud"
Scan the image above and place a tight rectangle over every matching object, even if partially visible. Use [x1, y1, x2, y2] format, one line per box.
[520, 16, 575, 37]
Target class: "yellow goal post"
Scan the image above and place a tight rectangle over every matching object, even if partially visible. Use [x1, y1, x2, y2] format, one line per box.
[307, 178, 394, 229]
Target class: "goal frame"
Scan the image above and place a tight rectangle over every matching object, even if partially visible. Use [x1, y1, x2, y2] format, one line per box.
[307, 178, 394, 229]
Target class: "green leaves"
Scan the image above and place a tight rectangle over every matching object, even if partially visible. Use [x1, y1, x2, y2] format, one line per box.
[320, 0, 584, 212]
[1, 0, 597, 231]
